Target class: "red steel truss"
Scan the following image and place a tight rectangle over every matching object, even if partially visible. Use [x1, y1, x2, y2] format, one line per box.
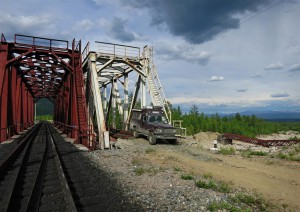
[220, 133, 300, 147]
[0, 34, 94, 149]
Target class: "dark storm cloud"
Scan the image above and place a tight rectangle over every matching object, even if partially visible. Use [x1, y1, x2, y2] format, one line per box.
[121, 0, 272, 44]
[270, 92, 290, 98]
[109, 17, 136, 42]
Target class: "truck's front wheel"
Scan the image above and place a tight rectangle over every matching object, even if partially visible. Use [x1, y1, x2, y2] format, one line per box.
[148, 132, 157, 145]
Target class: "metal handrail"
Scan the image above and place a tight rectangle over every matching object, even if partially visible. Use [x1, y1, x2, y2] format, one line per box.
[53, 121, 96, 150]
[95, 41, 140, 60]
[1, 33, 6, 42]
[14, 34, 69, 50]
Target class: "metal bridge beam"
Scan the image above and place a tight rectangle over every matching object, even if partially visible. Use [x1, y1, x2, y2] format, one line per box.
[87, 52, 108, 149]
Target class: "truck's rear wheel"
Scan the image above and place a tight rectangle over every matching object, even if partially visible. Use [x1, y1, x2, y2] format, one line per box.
[148, 132, 157, 145]
[169, 139, 177, 144]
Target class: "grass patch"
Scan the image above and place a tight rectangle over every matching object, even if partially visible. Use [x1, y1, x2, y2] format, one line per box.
[134, 166, 163, 176]
[131, 157, 143, 165]
[230, 193, 270, 211]
[181, 174, 194, 180]
[195, 179, 231, 193]
[219, 147, 236, 155]
[208, 193, 272, 211]
[207, 201, 248, 212]
[203, 172, 213, 179]
[276, 146, 300, 162]
[241, 150, 268, 158]
[145, 147, 156, 154]
[173, 166, 181, 172]
[218, 181, 231, 193]
[134, 167, 146, 176]
[277, 153, 300, 162]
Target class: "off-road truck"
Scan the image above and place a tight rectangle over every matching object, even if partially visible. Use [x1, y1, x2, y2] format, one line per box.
[130, 107, 177, 145]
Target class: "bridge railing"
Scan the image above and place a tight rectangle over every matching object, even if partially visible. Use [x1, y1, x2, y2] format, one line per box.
[14, 34, 69, 51]
[95, 41, 140, 61]
[0, 122, 34, 142]
[82, 42, 90, 62]
[1, 33, 6, 42]
[53, 122, 96, 150]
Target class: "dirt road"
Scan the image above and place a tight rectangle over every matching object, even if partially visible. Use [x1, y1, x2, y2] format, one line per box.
[87, 132, 300, 211]
[148, 148, 300, 210]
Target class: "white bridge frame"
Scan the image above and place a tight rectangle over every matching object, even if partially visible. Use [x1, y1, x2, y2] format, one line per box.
[82, 41, 171, 149]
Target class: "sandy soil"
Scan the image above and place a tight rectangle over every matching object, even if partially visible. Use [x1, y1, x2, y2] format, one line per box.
[147, 148, 300, 210]
[89, 131, 300, 211]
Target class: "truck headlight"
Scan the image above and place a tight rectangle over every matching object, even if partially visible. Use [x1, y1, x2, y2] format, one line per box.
[155, 128, 163, 133]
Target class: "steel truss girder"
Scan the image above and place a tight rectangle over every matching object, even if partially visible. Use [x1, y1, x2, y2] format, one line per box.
[0, 34, 90, 148]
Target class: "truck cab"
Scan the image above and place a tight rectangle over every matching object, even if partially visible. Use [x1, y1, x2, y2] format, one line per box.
[130, 107, 177, 145]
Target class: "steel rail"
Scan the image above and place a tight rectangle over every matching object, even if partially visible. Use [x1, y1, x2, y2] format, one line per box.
[47, 124, 78, 211]
[0, 122, 43, 211]
[0, 123, 42, 175]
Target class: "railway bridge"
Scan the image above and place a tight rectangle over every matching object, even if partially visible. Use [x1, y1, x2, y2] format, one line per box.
[0, 33, 171, 150]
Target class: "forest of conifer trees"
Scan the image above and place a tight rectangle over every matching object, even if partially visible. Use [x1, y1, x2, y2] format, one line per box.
[171, 105, 300, 137]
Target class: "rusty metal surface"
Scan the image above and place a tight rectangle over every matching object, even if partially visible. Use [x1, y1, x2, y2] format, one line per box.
[221, 133, 300, 147]
[110, 129, 133, 140]
[0, 33, 90, 148]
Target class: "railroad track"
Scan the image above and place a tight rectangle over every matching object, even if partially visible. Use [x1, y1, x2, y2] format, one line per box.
[0, 121, 140, 211]
[0, 122, 76, 211]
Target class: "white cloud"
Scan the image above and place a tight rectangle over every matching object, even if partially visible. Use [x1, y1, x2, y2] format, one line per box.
[237, 89, 247, 92]
[208, 76, 224, 82]
[75, 19, 94, 31]
[270, 92, 290, 98]
[0, 13, 56, 37]
[264, 63, 283, 70]
[250, 72, 263, 78]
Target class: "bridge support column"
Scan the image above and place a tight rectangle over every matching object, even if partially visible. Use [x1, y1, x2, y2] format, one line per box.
[112, 79, 116, 129]
[88, 52, 108, 149]
[141, 76, 146, 108]
[0, 44, 9, 142]
[123, 73, 129, 129]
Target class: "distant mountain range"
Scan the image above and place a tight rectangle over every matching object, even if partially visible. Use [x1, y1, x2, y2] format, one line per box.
[225, 110, 300, 122]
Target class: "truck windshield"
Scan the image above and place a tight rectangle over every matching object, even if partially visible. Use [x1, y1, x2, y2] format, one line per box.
[148, 115, 167, 124]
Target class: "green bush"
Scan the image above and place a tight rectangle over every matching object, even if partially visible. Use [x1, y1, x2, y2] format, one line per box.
[230, 193, 269, 211]
[207, 201, 248, 212]
[173, 166, 181, 171]
[203, 172, 213, 179]
[181, 174, 194, 180]
[134, 167, 145, 176]
[195, 180, 209, 189]
[242, 150, 268, 158]
[195, 179, 231, 193]
[219, 147, 236, 155]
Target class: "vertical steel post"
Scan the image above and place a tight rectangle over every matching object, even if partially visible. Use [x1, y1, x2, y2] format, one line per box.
[141, 76, 146, 108]
[112, 79, 116, 129]
[16, 77, 22, 132]
[0, 42, 8, 142]
[103, 85, 107, 116]
[123, 73, 128, 129]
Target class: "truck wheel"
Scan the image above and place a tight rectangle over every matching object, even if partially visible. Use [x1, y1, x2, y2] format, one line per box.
[133, 130, 139, 138]
[169, 139, 177, 145]
[148, 132, 157, 145]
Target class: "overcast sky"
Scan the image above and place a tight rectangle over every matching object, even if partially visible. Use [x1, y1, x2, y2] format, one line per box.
[1, 0, 299, 113]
